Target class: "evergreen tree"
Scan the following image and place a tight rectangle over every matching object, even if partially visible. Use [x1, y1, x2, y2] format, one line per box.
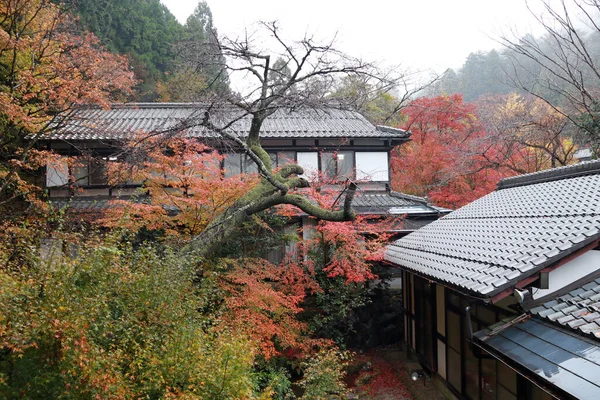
[63, 0, 229, 100]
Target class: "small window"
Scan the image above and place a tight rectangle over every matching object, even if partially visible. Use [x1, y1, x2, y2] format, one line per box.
[320, 151, 354, 180]
[277, 151, 295, 166]
[321, 152, 336, 179]
[337, 151, 354, 179]
[355, 152, 389, 181]
[224, 153, 242, 177]
[89, 158, 108, 185]
[46, 157, 69, 187]
[71, 157, 114, 186]
[243, 155, 258, 175]
[73, 161, 89, 186]
[269, 153, 277, 167]
[297, 152, 318, 180]
[447, 347, 462, 393]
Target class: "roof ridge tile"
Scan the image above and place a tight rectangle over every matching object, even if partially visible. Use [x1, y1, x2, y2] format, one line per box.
[497, 160, 600, 190]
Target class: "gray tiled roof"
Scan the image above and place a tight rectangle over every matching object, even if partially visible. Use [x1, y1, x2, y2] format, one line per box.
[352, 191, 426, 208]
[530, 278, 600, 339]
[385, 161, 600, 297]
[50, 196, 186, 215]
[53, 191, 441, 218]
[351, 191, 450, 216]
[46, 103, 409, 141]
[50, 197, 113, 213]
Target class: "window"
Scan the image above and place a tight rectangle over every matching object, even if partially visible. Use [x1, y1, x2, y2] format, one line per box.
[320, 151, 354, 180]
[277, 151, 295, 166]
[46, 157, 69, 187]
[336, 151, 354, 179]
[444, 290, 516, 399]
[356, 152, 389, 181]
[243, 155, 258, 175]
[296, 152, 318, 180]
[89, 158, 108, 185]
[497, 362, 517, 399]
[224, 153, 242, 177]
[268, 151, 295, 168]
[65, 156, 112, 187]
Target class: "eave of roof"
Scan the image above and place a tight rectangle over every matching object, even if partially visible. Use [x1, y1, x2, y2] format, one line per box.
[530, 276, 600, 340]
[384, 160, 600, 299]
[473, 316, 600, 400]
[44, 103, 411, 142]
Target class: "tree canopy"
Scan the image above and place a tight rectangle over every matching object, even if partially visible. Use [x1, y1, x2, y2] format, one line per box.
[65, 0, 228, 100]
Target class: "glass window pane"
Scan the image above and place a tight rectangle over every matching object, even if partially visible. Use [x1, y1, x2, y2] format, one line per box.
[297, 152, 318, 180]
[337, 151, 354, 179]
[277, 151, 295, 166]
[355, 152, 388, 181]
[481, 358, 497, 400]
[498, 385, 517, 400]
[464, 333, 480, 400]
[89, 159, 107, 185]
[46, 157, 69, 187]
[244, 155, 258, 175]
[269, 152, 277, 168]
[321, 152, 336, 179]
[73, 160, 89, 186]
[447, 291, 461, 308]
[224, 154, 242, 177]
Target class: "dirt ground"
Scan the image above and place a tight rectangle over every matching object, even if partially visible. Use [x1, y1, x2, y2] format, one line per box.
[347, 345, 447, 400]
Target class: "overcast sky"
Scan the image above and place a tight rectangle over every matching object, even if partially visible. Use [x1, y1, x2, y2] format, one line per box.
[160, 0, 548, 76]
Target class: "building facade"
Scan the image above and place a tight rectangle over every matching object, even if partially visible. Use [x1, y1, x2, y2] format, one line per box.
[386, 161, 600, 400]
[43, 102, 448, 226]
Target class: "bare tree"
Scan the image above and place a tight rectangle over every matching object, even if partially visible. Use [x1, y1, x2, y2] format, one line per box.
[500, 0, 600, 148]
[476, 94, 576, 174]
[154, 22, 423, 259]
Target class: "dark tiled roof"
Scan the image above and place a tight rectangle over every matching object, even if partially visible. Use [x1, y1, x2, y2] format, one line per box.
[51, 197, 113, 213]
[385, 161, 600, 297]
[47, 103, 410, 141]
[352, 192, 425, 208]
[53, 190, 443, 218]
[351, 191, 450, 216]
[496, 160, 600, 190]
[473, 317, 600, 399]
[50, 196, 187, 216]
[530, 278, 600, 339]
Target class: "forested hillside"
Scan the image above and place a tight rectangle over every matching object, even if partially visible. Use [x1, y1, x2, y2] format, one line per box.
[426, 50, 513, 101]
[62, 0, 227, 100]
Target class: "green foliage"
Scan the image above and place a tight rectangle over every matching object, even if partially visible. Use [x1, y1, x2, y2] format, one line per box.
[254, 358, 294, 400]
[0, 234, 263, 398]
[299, 348, 349, 399]
[330, 75, 405, 125]
[66, 0, 228, 100]
[427, 50, 512, 101]
[214, 212, 297, 260]
[303, 276, 371, 347]
[65, 0, 183, 100]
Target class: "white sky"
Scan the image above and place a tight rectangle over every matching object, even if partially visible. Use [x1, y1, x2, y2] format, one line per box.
[160, 0, 548, 76]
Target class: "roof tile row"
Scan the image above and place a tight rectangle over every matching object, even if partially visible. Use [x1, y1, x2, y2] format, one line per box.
[385, 161, 600, 297]
[531, 277, 600, 339]
[47, 104, 410, 141]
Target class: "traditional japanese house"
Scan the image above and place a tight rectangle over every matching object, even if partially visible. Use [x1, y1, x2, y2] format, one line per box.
[385, 161, 600, 400]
